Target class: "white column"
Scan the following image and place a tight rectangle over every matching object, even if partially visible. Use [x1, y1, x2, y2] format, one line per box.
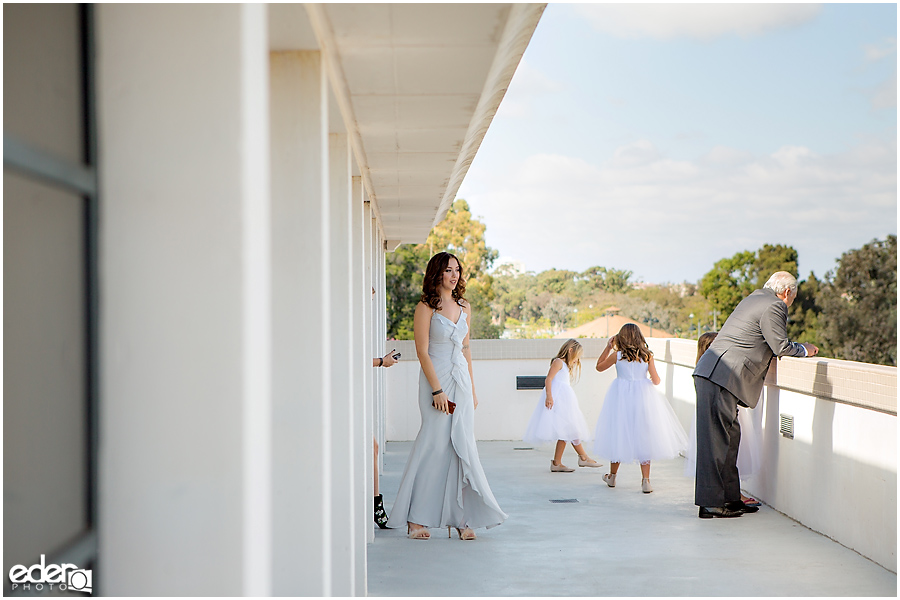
[375, 230, 387, 446]
[239, 5, 273, 597]
[328, 132, 355, 595]
[363, 201, 376, 545]
[96, 4, 270, 595]
[351, 177, 368, 592]
[269, 50, 331, 595]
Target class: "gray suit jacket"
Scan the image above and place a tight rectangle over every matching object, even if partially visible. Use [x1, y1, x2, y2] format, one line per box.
[694, 288, 806, 408]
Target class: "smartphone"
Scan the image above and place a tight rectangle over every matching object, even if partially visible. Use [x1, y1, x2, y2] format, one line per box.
[433, 399, 456, 414]
[392, 352, 401, 360]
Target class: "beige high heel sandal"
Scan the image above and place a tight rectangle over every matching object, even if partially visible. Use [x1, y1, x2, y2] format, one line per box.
[448, 526, 476, 540]
[407, 523, 430, 540]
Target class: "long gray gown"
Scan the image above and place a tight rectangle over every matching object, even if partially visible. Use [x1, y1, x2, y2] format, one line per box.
[386, 308, 507, 530]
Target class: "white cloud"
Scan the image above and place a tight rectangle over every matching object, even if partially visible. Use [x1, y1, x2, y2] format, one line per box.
[861, 37, 897, 109]
[872, 74, 897, 110]
[509, 58, 563, 95]
[496, 59, 563, 119]
[573, 4, 822, 41]
[700, 146, 753, 166]
[464, 139, 896, 283]
[864, 37, 896, 62]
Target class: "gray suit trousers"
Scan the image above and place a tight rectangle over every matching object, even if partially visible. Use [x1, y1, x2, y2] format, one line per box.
[694, 375, 742, 507]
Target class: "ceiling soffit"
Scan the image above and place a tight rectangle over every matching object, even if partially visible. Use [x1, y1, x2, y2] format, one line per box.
[307, 3, 545, 245]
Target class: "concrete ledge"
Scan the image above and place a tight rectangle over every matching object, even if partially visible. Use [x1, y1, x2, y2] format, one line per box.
[390, 338, 898, 415]
[774, 357, 897, 415]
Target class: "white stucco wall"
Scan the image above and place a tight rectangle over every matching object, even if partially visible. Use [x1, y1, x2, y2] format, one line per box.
[385, 355, 619, 443]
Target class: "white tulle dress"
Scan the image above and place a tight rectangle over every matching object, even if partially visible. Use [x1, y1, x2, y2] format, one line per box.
[683, 392, 763, 478]
[523, 361, 591, 445]
[593, 352, 688, 464]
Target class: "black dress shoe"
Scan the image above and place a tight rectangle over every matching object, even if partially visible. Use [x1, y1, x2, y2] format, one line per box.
[726, 500, 759, 514]
[698, 506, 743, 519]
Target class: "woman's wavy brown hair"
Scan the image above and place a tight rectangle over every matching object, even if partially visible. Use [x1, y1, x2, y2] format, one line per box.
[696, 331, 718, 364]
[420, 251, 466, 310]
[613, 323, 653, 363]
[553, 339, 583, 383]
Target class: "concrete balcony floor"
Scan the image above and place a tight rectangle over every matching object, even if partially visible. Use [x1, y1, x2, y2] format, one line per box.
[369, 441, 897, 597]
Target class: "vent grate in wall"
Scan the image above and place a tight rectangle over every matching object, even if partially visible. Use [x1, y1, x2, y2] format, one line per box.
[516, 376, 546, 390]
[780, 414, 794, 439]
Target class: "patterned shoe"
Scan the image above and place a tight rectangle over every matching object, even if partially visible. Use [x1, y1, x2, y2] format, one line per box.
[374, 494, 389, 529]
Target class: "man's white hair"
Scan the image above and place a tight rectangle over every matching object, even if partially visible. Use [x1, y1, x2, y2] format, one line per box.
[763, 271, 798, 295]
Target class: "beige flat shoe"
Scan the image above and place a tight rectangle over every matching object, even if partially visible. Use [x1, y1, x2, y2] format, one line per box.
[641, 478, 653, 493]
[550, 460, 574, 473]
[577, 455, 602, 467]
[602, 473, 616, 487]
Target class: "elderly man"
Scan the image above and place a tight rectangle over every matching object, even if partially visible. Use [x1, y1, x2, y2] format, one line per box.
[693, 271, 818, 518]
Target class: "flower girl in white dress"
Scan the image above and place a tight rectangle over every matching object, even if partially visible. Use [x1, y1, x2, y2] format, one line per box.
[523, 339, 602, 472]
[593, 324, 688, 493]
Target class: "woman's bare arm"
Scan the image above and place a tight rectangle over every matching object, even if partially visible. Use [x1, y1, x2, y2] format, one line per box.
[595, 337, 617, 372]
[414, 302, 450, 413]
[544, 358, 564, 408]
[647, 355, 661, 385]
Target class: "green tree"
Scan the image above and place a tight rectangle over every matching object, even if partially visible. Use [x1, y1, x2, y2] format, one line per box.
[699, 244, 799, 322]
[753, 244, 799, 288]
[698, 250, 756, 317]
[385, 199, 500, 339]
[542, 295, 574, 332]
[385, 244, 429, 339]
[579, 266, 633, 294]
[817, 236, 897, 365]
[535, 269, 578, 295]
[787, 272, 821, 345]
[603, 267, 634, 293]
[425, 199, 498, 280]
[466, 272, 502, 339]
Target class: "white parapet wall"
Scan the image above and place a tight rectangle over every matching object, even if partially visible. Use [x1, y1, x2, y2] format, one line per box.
[385, 338, 620, 441]
[384, 337, 897, 572]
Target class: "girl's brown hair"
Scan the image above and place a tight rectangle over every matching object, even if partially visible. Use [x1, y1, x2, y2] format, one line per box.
[553, 339, 583, 383]
[696, 332, 718, 364]
[613, 323, 653, 363]
[420, 251, 466, 310]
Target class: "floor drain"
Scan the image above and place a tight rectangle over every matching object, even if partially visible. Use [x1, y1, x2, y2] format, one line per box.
[549, 499, 579, 503]
[513, 447, 533, 450]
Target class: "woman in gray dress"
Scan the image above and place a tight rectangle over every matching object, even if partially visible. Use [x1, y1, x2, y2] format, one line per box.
[386, 252, 507, 540]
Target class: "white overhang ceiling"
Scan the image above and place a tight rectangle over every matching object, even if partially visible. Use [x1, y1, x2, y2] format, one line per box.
[301, 3, 545, 245]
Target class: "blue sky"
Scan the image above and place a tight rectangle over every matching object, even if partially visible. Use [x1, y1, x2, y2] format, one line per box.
[458, 3, 897, 284]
